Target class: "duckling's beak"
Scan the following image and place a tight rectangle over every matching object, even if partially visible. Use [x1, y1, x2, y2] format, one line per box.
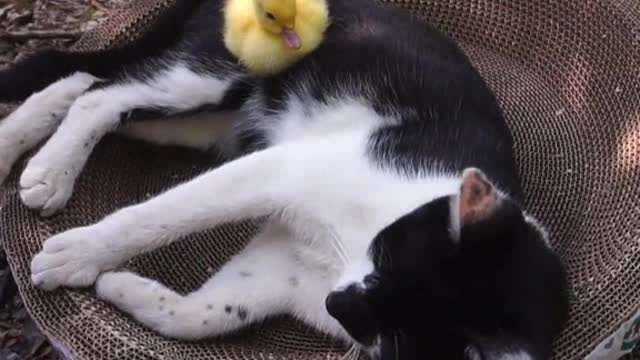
[281, 27, 302, 49]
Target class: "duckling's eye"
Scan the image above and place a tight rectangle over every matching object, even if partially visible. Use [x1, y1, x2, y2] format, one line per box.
[265, 12, 276, 20]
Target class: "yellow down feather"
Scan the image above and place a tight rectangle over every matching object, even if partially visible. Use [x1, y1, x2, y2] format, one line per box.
[223, 0, 330, 76]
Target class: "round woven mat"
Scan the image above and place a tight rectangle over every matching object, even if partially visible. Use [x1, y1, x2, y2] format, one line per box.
[1, 0, 639, 359]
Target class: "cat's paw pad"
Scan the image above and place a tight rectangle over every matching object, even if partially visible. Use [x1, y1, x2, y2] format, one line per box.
[31, 227, 115, 291]
[19, 165, 74, 216]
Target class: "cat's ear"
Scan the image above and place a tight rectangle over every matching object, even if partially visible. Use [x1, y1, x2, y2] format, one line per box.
[450, 167, 501, 238]
[458, 167, 500, 225]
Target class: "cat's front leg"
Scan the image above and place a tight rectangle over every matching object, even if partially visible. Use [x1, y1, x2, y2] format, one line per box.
[30, 143, 292, 291]
[19, 63, 240, 216]
[94, 221, 301, 340]
[0, 72, 98, 185]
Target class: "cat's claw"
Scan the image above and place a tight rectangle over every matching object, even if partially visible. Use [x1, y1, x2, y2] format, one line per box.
[31, 226, 118, 291]
[19, 165, 74, 217]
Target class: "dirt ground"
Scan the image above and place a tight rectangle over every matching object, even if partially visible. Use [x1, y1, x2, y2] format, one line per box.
[0, 0, 125, 67]
[0, 1, 123, 358]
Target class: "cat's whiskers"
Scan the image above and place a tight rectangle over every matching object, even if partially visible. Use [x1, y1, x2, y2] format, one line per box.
[385, 246, 393, 272]
[327, 224, 350, 266]
[375, 241, 392, 272]
[352, 346, 361, 360]
[394, 331, 400, 360]
[339, 344, 361, 360]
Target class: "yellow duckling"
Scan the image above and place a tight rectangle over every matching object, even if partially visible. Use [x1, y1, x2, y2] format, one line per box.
[223, 0, 330, 76]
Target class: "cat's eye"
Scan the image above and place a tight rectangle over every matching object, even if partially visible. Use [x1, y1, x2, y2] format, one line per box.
[266, 12, 276, 20]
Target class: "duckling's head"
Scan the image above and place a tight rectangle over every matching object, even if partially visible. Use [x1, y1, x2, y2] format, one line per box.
[224, 0, 330, 75]
[253, 0, 302, 49]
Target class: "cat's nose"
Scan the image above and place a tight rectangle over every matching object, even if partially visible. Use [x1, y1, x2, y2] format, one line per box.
[325, 290, 349, 318]
[325, 287, 379, 346]
[325, 285, 365, 319]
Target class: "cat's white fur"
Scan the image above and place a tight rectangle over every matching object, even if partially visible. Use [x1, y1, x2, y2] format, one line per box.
[0, 72, 98, 185]
[1, 69, 462, 345]
[17, 64, 235, 216]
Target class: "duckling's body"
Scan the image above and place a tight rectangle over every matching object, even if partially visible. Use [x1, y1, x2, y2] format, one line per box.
[223, 0, 330, 76]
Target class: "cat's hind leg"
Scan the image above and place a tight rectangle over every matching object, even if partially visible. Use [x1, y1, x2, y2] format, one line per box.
[95, 221, 300, 340]
[19, 62, 241, 216]
[0, 72, 98, 184]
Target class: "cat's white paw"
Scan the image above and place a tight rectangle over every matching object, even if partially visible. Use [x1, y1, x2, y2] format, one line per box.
[97, 271, 144, 294]
[96, 272, 184, 336]
[0, 72, 98, 188]
[19, 165, 74, 217]
[31, 226, 119, 291]
[97, 272, 167, 310]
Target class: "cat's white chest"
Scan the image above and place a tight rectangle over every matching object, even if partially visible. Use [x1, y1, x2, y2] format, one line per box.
[273, 142, 460, 273]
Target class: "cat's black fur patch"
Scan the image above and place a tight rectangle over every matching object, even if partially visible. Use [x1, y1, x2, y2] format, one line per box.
[237, 307, 248, 321]
[0, 0, 215, 102]
[249, 0, 522, 201]
[328, 195, 569, 360]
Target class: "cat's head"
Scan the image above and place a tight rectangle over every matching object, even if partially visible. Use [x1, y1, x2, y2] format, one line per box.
[326, 167, 570, 360]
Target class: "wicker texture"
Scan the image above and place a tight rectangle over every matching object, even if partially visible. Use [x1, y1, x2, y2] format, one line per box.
[1, 0, 639, 359]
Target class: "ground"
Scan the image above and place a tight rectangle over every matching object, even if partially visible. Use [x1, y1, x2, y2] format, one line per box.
[0, 1, 123, 358]
[0, 0, 124, 67]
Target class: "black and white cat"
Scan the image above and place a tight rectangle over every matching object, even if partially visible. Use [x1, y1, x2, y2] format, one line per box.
[0, 0, 569, 359]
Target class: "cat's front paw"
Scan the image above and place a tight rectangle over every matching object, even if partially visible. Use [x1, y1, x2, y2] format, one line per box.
[19, 164, 75, 217]
[31, 226, 119, 291]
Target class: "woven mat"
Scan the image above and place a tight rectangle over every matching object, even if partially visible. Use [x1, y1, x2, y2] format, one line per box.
[1, 0, 640, 359]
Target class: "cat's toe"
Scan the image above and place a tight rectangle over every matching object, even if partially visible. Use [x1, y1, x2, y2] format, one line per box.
[19, 164, 74, 216]
[31, 227, 116, 290]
